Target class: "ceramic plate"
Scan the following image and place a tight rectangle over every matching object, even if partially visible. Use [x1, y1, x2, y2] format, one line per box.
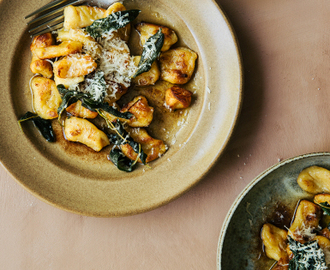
[217, 152, 330, 269]
[0, 0, 242, 216]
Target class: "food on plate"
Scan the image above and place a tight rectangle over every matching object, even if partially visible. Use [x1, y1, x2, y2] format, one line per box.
[120, 96, 154, 127]
[53, 54, 97, 78]
[63, 5, 106, 29]
[30, 33, 54, 78]
[54, 74, 85, 89]
[132, 55, 160, 86]
[64, 117, 110, 152]
[135, 22, 178, 51]
[19, 2, 198, 172]
[297, 166, 330, 194]
[261, 166, 330, 270]
[165, 86, 192, 110]
[159, 47, 198, 84]
[66, 100, 98, 119]
[261, 223, 288, 263]
[31, 77, 62, 119]
[33, 41, 83, 59]
[120, 127, 167, 163]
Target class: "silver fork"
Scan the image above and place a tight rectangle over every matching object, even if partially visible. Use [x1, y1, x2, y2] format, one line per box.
[25, 0, 86, 36]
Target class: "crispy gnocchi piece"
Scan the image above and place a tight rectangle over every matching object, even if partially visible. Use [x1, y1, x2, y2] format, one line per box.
[288, 200, 322, 242]
[54, 74, 85, 89]
[31, 77, 62, 119]
[104, 2, 131, 42]
[121, 128, 167, 163]
[159, 47, 198, 84]
[30, 55, 53, 79]
[121, 96, 154, 127]
[132, 56, 160, 86]
[135, 22, 178, 51]
[34, 41, 83, 60]
[64, 117, 109, 151]
[30, 33, 54, 78]
[297, 166, 330, 194]
[30, 32, 54, 49]
[261, 223, 288, 262]
[53, 54, 97, 78]
[102, 102, 125, 122]
[165, 86, 192, 110]
[63, 5, 106, 29]
[56, 28, 102, 57]
[66, 100, 98, 119]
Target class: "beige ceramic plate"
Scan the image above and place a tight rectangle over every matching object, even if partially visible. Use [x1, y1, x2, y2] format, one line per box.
[0, 0, 242, 216]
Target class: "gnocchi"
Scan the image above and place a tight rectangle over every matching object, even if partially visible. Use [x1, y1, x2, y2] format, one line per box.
[135, 22, 178, 52]
[31, 77, 62, 119]
[64, 117, 109, 152]
[159, 47, 198, 84]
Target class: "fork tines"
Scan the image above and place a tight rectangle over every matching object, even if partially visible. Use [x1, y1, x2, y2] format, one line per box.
[25, 0, 84, 36]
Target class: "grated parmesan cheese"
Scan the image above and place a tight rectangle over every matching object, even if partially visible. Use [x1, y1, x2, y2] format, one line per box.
[92, 32, 137, 99]
[78, 30, 138, 101]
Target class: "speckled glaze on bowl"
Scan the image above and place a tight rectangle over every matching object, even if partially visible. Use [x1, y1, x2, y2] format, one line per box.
[0, 0, 242, 216]
[217, 152, 330, 269]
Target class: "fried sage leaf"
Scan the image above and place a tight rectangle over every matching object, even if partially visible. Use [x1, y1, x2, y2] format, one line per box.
[108, 120, 147, 165]
[109, 149, 135, 172]
[86, 9, 141, 38]
[56, 84, 133, 120]
[18, 112, 55, 142]
[288, 236, 327, 270]
[133, 28, 164, 78]
[319, 202, 330, 216]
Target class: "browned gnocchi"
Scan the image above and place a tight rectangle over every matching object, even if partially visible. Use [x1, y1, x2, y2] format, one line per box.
[159, 47, 198, 84]
[30, 33, 54, 78]
[135, 22, 178, 52]
[165, 86, 192, 110]
[64, 117, 110, 152]
[31, 77, 62, 119]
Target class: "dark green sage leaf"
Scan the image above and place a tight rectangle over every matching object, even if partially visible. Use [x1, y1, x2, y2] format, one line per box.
[133, 28, 164, 78]
[319, 202, 330, 216]
[84, 101, 133, 119]
[108, 120, 147, 165]
[56, 85, 133, 120]
[56, 84, 67, 95]
[128, 140, 147, 165]
[57, 89, 81, 120]
[86, 9, 141, 38]
[288, 236, 327, 270]
[18, 111, 38, 122]
[32, 117, 55, 142]
[109, 148, 135, 172]
[18, 111, 55, 142]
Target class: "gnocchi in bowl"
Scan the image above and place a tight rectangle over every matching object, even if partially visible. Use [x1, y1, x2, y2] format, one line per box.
[20, 1, 198, 172]
[218, 153, 330, 270]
